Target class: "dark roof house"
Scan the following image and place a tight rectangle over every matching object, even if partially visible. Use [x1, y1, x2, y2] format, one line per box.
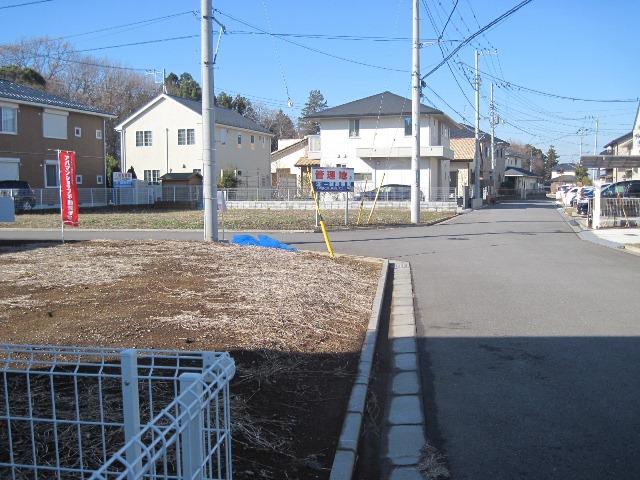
[168, 95, 271, 134]
[0, 79, 114, 117]
[305, 91, 445, 119]
[0, 79, 112, 188]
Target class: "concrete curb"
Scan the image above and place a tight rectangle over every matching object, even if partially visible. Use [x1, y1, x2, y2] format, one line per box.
[329, 259, 389, 480]
[383, 261, 427, 479]
[556, 208, 637, 254]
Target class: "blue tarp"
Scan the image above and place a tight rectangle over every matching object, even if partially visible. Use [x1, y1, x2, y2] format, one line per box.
[230, 234, 297, 252]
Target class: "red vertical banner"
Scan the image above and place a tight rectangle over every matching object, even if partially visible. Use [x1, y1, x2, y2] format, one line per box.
[58, 150, 79, 227]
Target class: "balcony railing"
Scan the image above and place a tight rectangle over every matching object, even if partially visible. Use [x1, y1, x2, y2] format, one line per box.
[355, 145, 454, 159]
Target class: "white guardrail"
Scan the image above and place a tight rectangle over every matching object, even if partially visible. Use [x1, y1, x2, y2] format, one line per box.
[0, 344, 235, 480]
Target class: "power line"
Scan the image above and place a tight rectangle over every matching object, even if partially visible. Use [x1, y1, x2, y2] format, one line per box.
[422, 0, 532, 79]
[226, 30, 463, 43]
[54, 10, 197, 41]
[420, 0, 475, 112]
[24, 52, 152, 72]
[439, 0, 459, 39]
[0, 0, 52, 10]
[214, 8, 408, 73]
[73, 34, 199, 53]
[458, 61, 639, 103]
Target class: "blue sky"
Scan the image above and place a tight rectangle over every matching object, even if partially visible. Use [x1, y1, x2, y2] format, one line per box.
[2, 0, 638, 162]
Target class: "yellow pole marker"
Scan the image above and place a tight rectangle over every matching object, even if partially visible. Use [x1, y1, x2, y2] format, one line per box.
[355, 179, 368, 226]
[367, 172, 386, 225]
[308, 170, 335, 259]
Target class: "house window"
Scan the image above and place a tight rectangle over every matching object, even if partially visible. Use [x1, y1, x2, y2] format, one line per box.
[75, 174, 83, 185]
[355, 172, 372, 181]
[237, 134, 242, 145]
[135, 130, 152, 146]
[143, 169, 160, 184]
[43, 110, 68, 139]
[96, 175, 103, 185]
[309, 136, 321, 152]
[260, 135, 265, 146]
[193, 168, 202, 174]
[220, 128, 227, 145]
[178, 128, 196, 145]
[0, 106, 17, 134]
[44, 161, 59, 188]
[74, 127, 82, 137]
[250, 135, 255, 144]
[96, 129, 102, 139]
[404, 117, 411, 136]
[336, 163, 347, 168]
[348, 119, 359, 138]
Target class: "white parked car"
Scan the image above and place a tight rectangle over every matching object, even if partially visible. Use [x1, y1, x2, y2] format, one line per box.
[563, 187, 580, 207]
[555, 184, 573, 203]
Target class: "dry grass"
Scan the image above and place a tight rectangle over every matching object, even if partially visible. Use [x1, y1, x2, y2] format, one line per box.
[0, 240, 382, 479]
[1, 208, 454, 230]
[0, 240, 380, 353]
[419, 444, 451, 480]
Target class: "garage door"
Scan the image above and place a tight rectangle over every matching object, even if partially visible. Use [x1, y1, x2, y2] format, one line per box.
[0, 158, 19, 181]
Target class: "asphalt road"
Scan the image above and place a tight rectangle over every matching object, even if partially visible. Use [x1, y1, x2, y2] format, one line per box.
[2, 201, 640, 479]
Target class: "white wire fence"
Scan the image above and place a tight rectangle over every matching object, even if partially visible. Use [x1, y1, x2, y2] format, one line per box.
[589, 197, 640, 228]
[0, 344, 235, 480]
[2, 186, 458, 212]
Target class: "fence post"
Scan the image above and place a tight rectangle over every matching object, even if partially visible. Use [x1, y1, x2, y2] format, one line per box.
[180, 372, 204, 480]
[120, 349, 142, 479]
[593, 182, 601, 229]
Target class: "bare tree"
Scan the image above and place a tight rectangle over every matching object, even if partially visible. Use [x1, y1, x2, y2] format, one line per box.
[0, 37, 158, 159]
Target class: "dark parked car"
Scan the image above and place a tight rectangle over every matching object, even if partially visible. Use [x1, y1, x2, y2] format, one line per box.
[354, 184, 425, 201]
[0, 180, 36, 212]
[577, 180, 640, 215]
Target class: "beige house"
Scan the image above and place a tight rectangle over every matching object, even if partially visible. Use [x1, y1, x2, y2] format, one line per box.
[0, 78, 114, 189]
[115, 94, 273, 187]
[602, 131, 639, 182]
[270, 135, 321, 188]
[449, 124, 508, 195]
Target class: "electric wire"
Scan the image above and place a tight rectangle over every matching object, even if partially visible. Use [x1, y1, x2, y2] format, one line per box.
[0, 0, 51, 9]
[422, 0, 533, 79]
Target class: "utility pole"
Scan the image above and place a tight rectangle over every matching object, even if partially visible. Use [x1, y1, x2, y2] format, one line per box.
[593, 115, 599, 180]
[474, 49, 481, 201]
[410, 0, 420, 224]
[201, 0, 218, 241]
[490, 82, 496, 191]
[577, 127, 587, 161]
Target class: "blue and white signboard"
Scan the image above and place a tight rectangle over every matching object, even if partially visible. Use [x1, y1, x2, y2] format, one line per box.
[311, 167, 355, 192]
[113, 172, 133, 188]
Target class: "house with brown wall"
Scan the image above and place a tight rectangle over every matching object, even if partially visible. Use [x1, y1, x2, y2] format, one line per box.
[0, 79, 114, 189]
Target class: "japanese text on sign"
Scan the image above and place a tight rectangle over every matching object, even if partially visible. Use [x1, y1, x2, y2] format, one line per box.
[311, 167, 355, 192]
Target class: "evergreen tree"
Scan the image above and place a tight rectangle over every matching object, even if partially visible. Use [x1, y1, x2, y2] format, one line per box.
[544, 145, 559, 182]
[0, 65, 46, 88]
[299, 89, 327, 135]
[575, 164, 592, 185]
[164, 72, 201, 100]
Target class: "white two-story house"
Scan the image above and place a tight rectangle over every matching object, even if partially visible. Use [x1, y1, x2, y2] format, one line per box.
[305, 91, 457, 200]
[115, 94, 273, 187]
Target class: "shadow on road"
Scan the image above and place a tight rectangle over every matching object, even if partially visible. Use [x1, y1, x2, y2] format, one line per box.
[418, 335, 640, 480]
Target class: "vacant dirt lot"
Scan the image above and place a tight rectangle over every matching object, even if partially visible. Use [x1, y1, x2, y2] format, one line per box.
[1, 208, 454, 230]
[0, 240, 381, 479]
